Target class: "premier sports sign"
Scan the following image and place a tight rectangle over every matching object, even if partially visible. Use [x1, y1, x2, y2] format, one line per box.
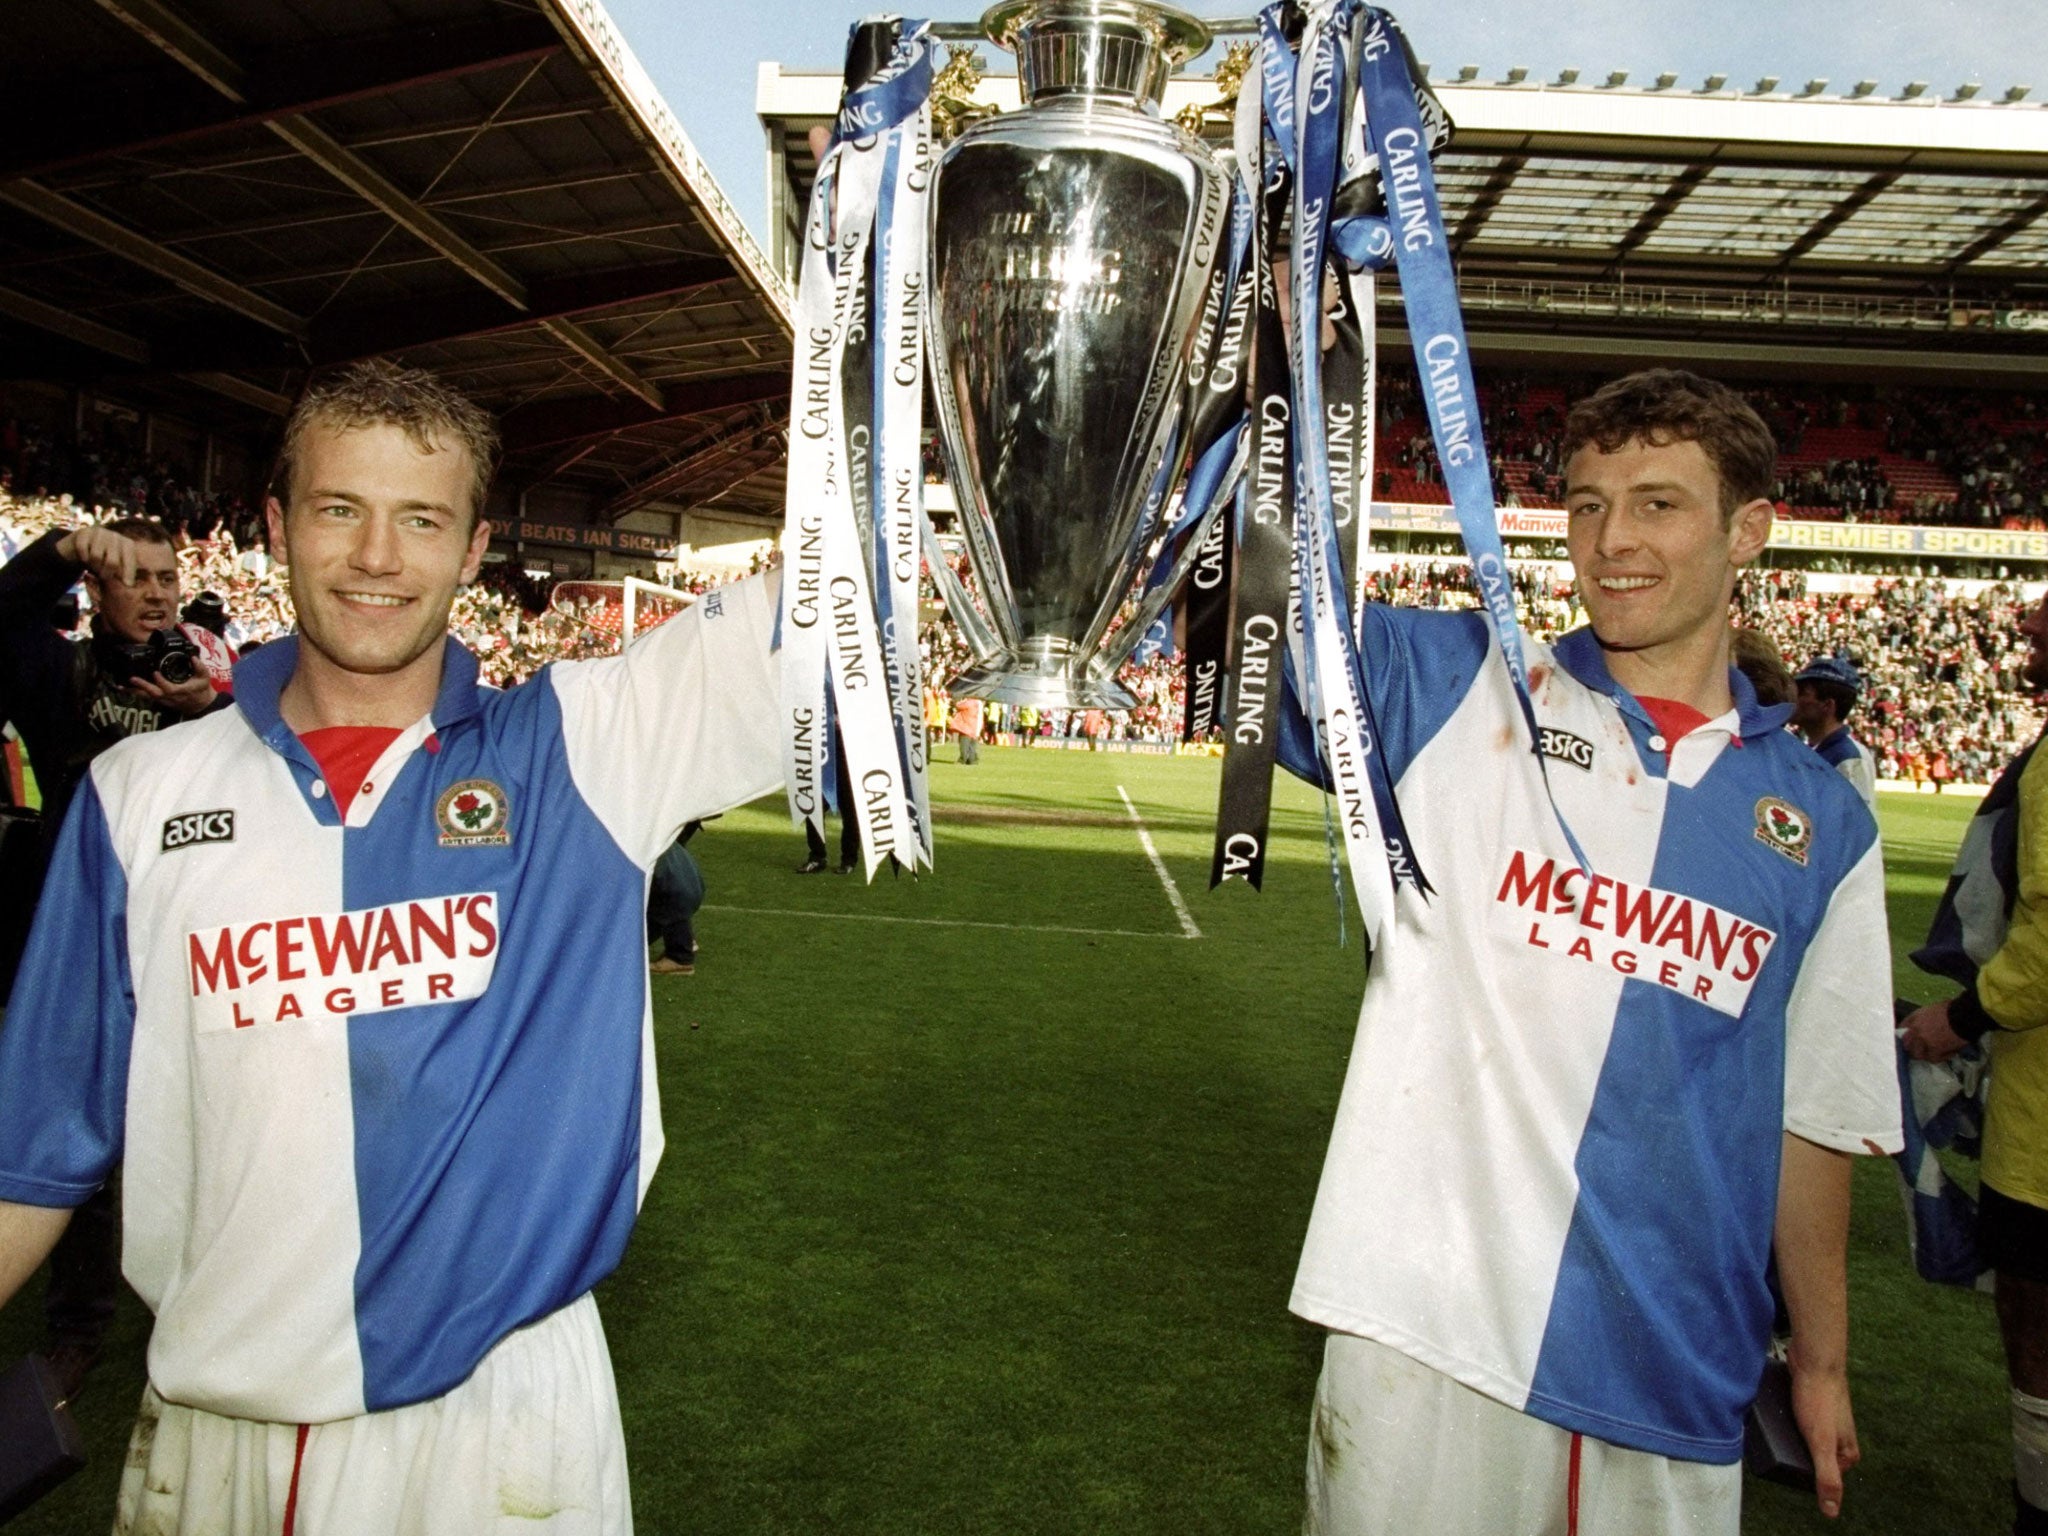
[1366, 501, 2048, 562]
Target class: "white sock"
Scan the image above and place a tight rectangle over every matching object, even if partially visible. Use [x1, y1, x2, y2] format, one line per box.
[2013, 1387, 2048, 1509]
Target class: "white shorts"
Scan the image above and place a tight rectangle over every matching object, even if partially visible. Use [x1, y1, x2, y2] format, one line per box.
[114, 1292, 631, 1536]
[1304, 1331, 1741, 1536]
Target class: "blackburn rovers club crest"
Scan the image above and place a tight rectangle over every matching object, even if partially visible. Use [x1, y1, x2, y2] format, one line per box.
[436, 779, 511, 848]
[1754, 796, 1812, 866]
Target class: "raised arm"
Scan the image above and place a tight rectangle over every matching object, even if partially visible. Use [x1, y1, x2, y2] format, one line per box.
[545, 569, 783, 867]
[0, 530, 89, 690]
[0, 526, 152, 618]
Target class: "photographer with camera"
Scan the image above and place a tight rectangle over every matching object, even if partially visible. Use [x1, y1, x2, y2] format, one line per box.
[0, 514, 226, 1401]
[0, 518, 225, 839]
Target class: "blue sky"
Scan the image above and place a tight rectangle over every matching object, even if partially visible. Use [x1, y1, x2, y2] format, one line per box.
[601, 0, 2048, 243]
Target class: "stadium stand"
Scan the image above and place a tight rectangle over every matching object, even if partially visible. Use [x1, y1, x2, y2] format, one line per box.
[10, 445, 2037, 776]
[1, 14, 2043, 776]
[0, 0, 796, 587]
[2, 10, 2047, 1533]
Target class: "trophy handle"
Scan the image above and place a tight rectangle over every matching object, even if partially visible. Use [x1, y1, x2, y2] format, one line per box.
[921, 516, 1004, 662]
[1093, 439, 1246, 678]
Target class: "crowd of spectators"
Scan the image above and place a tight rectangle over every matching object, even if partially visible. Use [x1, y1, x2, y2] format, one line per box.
[1771, 457, 1895, 517]
[1739, 568, 2044, 785]
[14, 368, 2048, 556]
[2, 416, 263, 547]
[0, 492, 761, 691]
[4, 483, 2040, 783]
[1735, 387, 2048, 530]
[1377, 371, 1569, 500]
[1882, 393, 2048, 531]
[1370, 371, 2048, 533]
[1358, 559, 1579, 641]
[1340, 557, 2043, 785]
[915, 550, 1192, 746]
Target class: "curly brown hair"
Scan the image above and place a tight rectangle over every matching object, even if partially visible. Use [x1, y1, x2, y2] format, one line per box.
[271, 358, 499, 523]
[1560, 369, 1776, 518]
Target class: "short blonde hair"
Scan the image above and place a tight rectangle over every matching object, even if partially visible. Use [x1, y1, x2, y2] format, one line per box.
[272, 358, 499, 521]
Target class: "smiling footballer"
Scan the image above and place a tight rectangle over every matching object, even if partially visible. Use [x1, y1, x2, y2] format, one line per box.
[0, 359, 781, 1534]
[1290, 370, 1904, 1536]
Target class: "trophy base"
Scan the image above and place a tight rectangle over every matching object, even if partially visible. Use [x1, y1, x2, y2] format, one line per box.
[949, 656, 1137, 713]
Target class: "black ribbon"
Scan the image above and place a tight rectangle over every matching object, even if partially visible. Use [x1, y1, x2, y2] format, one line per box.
[1323, 274, 1366, 599]
[1179, 193, 1255, 742]
[1210, 149, 1296, 890]
[1181, 505, 1232, 740]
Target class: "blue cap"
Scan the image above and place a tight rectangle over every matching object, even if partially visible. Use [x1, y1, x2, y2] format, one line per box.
[1795, 656, 1861, 695]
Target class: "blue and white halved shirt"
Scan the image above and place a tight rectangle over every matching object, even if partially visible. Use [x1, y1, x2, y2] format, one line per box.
[1290, 608, 1901, 1463]
[0, 576, 780, 1422]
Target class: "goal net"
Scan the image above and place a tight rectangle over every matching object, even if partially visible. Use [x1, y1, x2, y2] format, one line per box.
[547, 578, 693, 654]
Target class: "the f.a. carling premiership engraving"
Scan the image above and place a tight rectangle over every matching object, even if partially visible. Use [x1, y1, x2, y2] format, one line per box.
[927, 0, 1230, 710]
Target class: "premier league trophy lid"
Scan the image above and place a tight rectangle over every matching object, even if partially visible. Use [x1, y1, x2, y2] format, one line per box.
[926, 0, 1228, 711]
[982, 0, 1211, 103]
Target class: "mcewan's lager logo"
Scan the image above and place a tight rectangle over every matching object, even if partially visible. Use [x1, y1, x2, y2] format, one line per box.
[1753, 797, 1813, 866]
[1493, 849, 1778, 1017]
[187, 892, 500, 1032]
[436, 779, 511, 848]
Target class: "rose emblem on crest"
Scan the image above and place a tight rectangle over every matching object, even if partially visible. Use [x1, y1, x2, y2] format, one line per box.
[437, 779, 511, 847]
[1753, 796, 1812, 866]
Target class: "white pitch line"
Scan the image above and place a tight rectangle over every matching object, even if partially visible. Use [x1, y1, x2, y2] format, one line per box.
[1116, 785, 1203, 940]
[701, 904, 1186, 941]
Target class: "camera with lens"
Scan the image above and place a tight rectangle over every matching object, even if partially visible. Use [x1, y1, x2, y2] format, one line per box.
[181, 590, 229, 636]
[100, 625, 203, 687]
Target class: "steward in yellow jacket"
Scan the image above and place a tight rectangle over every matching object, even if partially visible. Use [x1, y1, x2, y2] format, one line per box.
[1902, 592, 2048, 1535]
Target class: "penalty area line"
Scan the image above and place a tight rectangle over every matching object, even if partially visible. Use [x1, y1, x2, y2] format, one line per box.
[701, 904, 1190, 941]
[1116, 785, 1203, 940]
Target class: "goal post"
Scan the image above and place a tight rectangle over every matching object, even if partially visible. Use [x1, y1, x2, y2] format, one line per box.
[622, 576, 692, 648]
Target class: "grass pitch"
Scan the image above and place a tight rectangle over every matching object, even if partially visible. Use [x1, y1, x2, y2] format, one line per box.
[0, 755, 2006, 1533]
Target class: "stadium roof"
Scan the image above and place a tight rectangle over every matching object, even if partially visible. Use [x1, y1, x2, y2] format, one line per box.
[760, 42, 2048, 382]
[1, 0, 794, 522]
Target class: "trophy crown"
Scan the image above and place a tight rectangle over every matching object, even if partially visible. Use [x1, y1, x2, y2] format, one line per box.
[982, 0, 1211, 111]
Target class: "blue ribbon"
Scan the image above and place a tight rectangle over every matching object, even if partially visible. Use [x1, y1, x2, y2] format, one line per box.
[1142, 422, 1248, 592]
[1278, 2, 1425, 894]
[1225, 172, 1255, 302]
[1134, 168, 1256, 606]
[865, 21, 932, 844]
[1351, 5, 1590, 871]
[1131, 420, 1182, 559]
[832, 20, 932, 149]
[1256, 8, 1299, 169]
[871, 113, 918, 606]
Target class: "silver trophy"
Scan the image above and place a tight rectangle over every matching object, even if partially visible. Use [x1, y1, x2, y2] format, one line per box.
[927, 0, 1230, 710]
